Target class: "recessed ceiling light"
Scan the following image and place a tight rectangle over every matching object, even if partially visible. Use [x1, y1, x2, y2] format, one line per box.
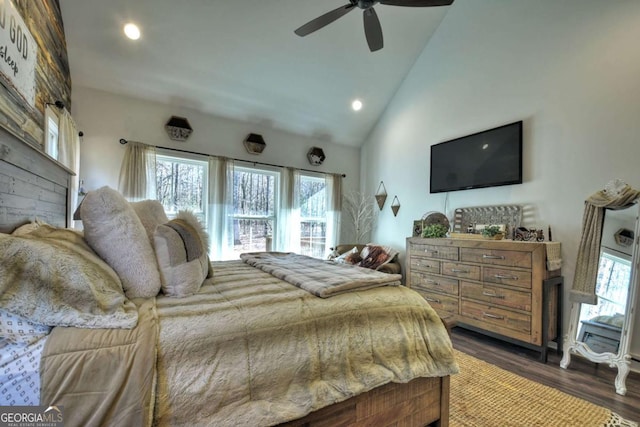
[351, 99, 363, 111]
[124, 23, 141, 40]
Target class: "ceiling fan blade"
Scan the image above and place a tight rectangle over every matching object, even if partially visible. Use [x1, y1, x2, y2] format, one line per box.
[379, 0, 454, 6]
[294, 4, 356, 37]
[363, 8, 383, 52]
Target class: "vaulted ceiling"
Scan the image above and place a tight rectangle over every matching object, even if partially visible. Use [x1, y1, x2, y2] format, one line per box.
[60, 1, 452, 147]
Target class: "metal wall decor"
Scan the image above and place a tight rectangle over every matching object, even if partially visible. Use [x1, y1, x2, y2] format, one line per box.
[165, 116, 193, 141]
[453, 205, 522, 238]
[391, 196, 400, 217]
[307, 147, 325, 165]
[375, 181, 387, 210]
[243, 133, 266, 154]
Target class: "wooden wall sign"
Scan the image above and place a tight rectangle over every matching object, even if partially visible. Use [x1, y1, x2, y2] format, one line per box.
[0, 0, 38, 107]
[0, 0, 71, 150]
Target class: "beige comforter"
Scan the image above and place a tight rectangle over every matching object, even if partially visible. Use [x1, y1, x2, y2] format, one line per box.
[154, 260, 457, 426]
[41, 260, 458, 427]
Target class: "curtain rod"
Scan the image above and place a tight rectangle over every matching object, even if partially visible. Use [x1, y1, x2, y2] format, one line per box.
[118, 138, 346, 178]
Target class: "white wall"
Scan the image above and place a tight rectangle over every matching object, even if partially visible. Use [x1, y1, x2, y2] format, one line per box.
[360, 0, 640, 358]
[71, 86, 361, 242]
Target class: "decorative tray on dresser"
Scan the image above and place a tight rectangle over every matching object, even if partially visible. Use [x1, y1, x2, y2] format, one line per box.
[406, 237, 563, 362]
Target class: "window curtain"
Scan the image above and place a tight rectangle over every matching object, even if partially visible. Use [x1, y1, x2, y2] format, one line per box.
[118, 141, 156, 201]
[208, 157, 235, 260]
[274, 167, 301, 253]
[57, 110, 81, 228]
[325, 173, 342, 253]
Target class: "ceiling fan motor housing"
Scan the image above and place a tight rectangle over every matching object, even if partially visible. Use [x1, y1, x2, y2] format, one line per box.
[357, 0, 378, 9]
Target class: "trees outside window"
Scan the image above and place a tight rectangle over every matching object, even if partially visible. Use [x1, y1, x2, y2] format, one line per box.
[156, 154, 208, 223]
[299, 175, 327, 258]
[231, 166, 277, 258]
[154, 155, 337, 260]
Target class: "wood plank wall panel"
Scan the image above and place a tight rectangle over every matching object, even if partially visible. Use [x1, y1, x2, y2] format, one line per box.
[0, 0, 70, 149]
[0, 126, 69, 232]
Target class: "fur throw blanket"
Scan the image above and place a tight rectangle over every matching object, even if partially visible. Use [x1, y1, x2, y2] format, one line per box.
[240, 252, 401, 297]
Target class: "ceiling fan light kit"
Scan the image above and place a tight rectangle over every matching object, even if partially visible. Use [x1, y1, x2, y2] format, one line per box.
[294, 0, 454, 52]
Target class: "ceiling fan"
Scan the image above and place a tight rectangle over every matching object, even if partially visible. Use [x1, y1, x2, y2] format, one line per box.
[294, 0, 454, 52]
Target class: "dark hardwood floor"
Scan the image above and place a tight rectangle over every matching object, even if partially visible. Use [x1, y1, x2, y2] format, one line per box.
[451, 327, 640, 423]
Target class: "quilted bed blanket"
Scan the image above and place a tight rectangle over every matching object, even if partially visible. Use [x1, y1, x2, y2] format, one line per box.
[240, 251, 401, 297]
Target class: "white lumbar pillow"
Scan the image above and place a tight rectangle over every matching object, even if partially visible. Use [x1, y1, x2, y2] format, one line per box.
[81, 186, 161, 298]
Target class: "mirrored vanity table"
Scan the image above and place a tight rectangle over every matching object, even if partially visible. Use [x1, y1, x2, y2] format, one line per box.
[561, 180, 640, 395]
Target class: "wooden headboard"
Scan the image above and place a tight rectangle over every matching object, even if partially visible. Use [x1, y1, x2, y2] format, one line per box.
[0, 126, 72, 233]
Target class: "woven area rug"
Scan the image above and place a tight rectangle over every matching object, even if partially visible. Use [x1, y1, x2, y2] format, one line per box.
[451, 350, 638, 427]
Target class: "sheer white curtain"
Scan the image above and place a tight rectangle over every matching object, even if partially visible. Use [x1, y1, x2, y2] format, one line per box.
[118, 141, 156, 201]
[325, 173, 342, 253]
[208, 157, 235, 260]
[274, 168, 301, 252]
[57, 110, 80, 228]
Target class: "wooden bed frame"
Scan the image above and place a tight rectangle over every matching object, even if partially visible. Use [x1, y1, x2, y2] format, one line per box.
[0, 129, 450, 427]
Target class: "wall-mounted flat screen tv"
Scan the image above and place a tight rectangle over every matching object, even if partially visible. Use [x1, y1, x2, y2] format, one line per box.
[430, 121, 523, 194]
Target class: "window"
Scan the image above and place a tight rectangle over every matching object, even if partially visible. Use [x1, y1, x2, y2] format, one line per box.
[579, 249, 631, 323]
[230, 166, 278, 258]
[299, 174, 327, 258]
[44, 106, 59, 160]
[155, 154, 208, 223]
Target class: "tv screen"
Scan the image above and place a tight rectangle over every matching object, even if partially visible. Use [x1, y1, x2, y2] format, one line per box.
[430, 121, 523, 194]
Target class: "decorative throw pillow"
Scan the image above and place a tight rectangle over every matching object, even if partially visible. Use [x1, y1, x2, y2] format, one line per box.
[0, 225, 138, 329]
[81, 186, 161, 298]
[153, 210, 211, 297]
[130, 199, 169, 243]
[334, 246, 359, 264]
[358, 244, 398, 270]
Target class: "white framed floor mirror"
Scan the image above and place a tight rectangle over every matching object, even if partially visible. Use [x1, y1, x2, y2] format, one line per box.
[561, 180, 640, 395]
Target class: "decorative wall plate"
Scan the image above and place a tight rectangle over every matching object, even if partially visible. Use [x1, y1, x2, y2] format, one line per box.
[422, 211, 450, 230]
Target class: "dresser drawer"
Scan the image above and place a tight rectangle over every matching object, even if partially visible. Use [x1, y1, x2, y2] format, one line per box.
[460, 282, 531, 311]
[409, 257, 440, 274]
[461, 301, 531, 334]
[415, 290, 459, 315]
[412, 273, 459, 296]
[483, 267, 531, 289]
[409, 243, 459, 261]
[442, 262, 481, 281]
[461, 248, 532, 268]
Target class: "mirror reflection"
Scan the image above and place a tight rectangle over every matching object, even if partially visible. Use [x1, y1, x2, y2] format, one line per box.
[576, 208, 635, 354]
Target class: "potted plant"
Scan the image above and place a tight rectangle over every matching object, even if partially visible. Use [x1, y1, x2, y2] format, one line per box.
[422, 224, 449, 238]
[481, 225, 504, 240]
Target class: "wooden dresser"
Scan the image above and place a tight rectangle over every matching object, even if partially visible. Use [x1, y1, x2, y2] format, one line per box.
[406, 237, 562, 361]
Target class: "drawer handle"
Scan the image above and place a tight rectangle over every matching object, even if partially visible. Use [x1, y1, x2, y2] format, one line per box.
[425, 297, 441, 303]
[425, 249, 439, 254]
[451, 268, 470, 274]
[483, 254, 505, 260]
[426, 279, 440, 285]
[416, 263, 433, 269]
[482, 291, 505, 299]
[482, 312, 505, 320]
[494, 274, 519, 280]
